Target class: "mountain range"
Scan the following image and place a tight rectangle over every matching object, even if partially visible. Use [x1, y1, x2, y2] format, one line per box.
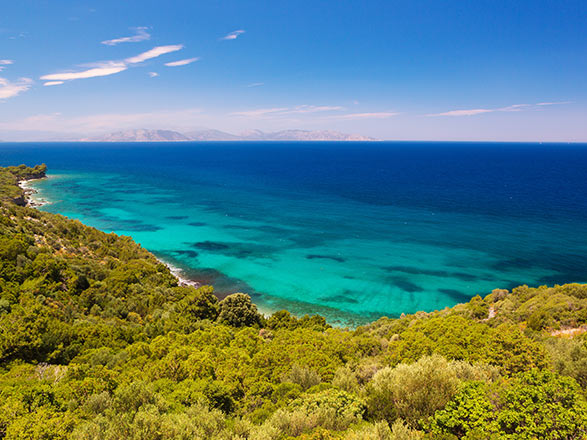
[81, 129, 376, 142]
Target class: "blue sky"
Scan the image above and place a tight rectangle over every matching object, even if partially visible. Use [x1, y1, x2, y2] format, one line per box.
[0, 0, 586, 141]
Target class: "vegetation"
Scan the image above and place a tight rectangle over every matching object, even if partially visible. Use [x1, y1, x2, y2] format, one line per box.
[0, 165, 586, 439]
[0, 164, 46, 205]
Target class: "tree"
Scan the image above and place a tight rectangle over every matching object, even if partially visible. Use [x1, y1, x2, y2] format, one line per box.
[217, 293, 263, 327]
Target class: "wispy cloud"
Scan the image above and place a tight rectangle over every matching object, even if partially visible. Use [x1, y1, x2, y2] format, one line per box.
[232, 105, 344, 118]
[428, 103, 531, 117]
[232, 107, 289, 117]
[500, 104, 531, 112]
[536, 101, 572, 106]
[0, 77, 33, 100]
[0, 108, 204, 132]
[221, 30, 245, 40]
[430, 108, 495, 117]
[0, 59, 13, 72]
[427, 102, 572, 117]
[40, 45, 183, 84]
[124, 45, 183, 64]
[43, 81, 64, 86]
[333, 112, 399, 120]
[148, 72, 159, 78]
[230, 106, 398, 121]
[101, 27, 150, 46]
[247, 82, 264, 87]
[41, 62, 128, 82]
[8, 32, 28, 41]
[164, 57, 200, 67]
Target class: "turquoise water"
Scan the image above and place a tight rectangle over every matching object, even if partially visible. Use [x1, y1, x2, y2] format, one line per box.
[2, 142, 587, 326]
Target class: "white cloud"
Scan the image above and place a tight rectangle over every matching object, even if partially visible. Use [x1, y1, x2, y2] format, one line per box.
[125, 45, 184, 64]
[232, 107, 289, 117]
[289, 105, 344, 114]
[41, 62, 128, 81]
[0, 77, 33, 100]
[221, 30, 245, 40]
[427, 104, 529, 117]
[426, 102, 569, 117]
[332, 112, 398, 120]
[499, 104, 530, 112]
[0, 60, 13, 72]
[148, 72, 159, 77]
[43, 81, 64, 86]
[0, 108, 203, 132]
[429, 108, 495, 117]
[164, 57, 200, 67]
[536, 101, 572, 106]
[232, 105, 344, 118]
[247, 82, 264, 87]
[101, 27, 150, 46]
[40, 45, 183, 83]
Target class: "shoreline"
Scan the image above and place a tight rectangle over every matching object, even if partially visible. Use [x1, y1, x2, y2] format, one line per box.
[21, 176, 205, 292]
[18, 174, 360, 325]
[18, 177, 51, 208]
[160, 258, 202, 290]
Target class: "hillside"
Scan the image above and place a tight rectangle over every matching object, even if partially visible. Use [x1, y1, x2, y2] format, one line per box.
[0, 165, 586, 439]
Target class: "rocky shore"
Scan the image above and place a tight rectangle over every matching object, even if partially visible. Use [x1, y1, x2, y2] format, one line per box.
[163, 260, 202, 289]
[18, 178, 49, 208]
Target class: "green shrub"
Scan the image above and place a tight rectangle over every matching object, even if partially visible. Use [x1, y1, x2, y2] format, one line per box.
[366, 355, 461, 427]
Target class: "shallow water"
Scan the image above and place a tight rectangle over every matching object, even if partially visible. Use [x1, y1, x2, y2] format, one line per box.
[2, 142, 587, 326]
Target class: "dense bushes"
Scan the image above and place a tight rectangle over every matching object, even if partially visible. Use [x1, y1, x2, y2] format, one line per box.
[365, 355, 498, 428]
[429, 370, 587, 439]
[0, 166, 586, 438]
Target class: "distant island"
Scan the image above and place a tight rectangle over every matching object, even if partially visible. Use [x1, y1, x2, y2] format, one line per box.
[80, 128, 376, 142]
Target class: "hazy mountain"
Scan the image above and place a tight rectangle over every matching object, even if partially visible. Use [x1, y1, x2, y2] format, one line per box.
[248, 129, 375, 141]
[81, 128, 376, 142]
[83, 129, 192, 142]
[187, 129, 375, 141]
[185, 129, 240, 141]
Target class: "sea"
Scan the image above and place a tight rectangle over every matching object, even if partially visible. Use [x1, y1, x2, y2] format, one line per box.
[1, 141, 586, 326]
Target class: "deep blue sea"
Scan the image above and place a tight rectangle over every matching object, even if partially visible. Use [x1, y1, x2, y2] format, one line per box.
[1, 141, 587, 326]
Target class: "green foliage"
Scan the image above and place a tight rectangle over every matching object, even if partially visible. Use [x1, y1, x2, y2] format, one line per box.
[282, 364, 322, 390]
[385, 314, 548, 374]
[261, 389, 366, 437]
[545, 336, 587, 387]
[430, 370, 587, 440]
[217, 292, 263, 327]
[366, 355, 462, 427]
[428, 381, 495, 438]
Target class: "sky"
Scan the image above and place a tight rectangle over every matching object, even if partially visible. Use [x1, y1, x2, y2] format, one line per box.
[0, 0, 586, 141]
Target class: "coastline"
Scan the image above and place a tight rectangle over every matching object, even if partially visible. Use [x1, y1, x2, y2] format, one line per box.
[21, 175, 205, 292]
[160, 259, 202, 289]
[18, 177, 50, 208]
[15, 174, 411, 326]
